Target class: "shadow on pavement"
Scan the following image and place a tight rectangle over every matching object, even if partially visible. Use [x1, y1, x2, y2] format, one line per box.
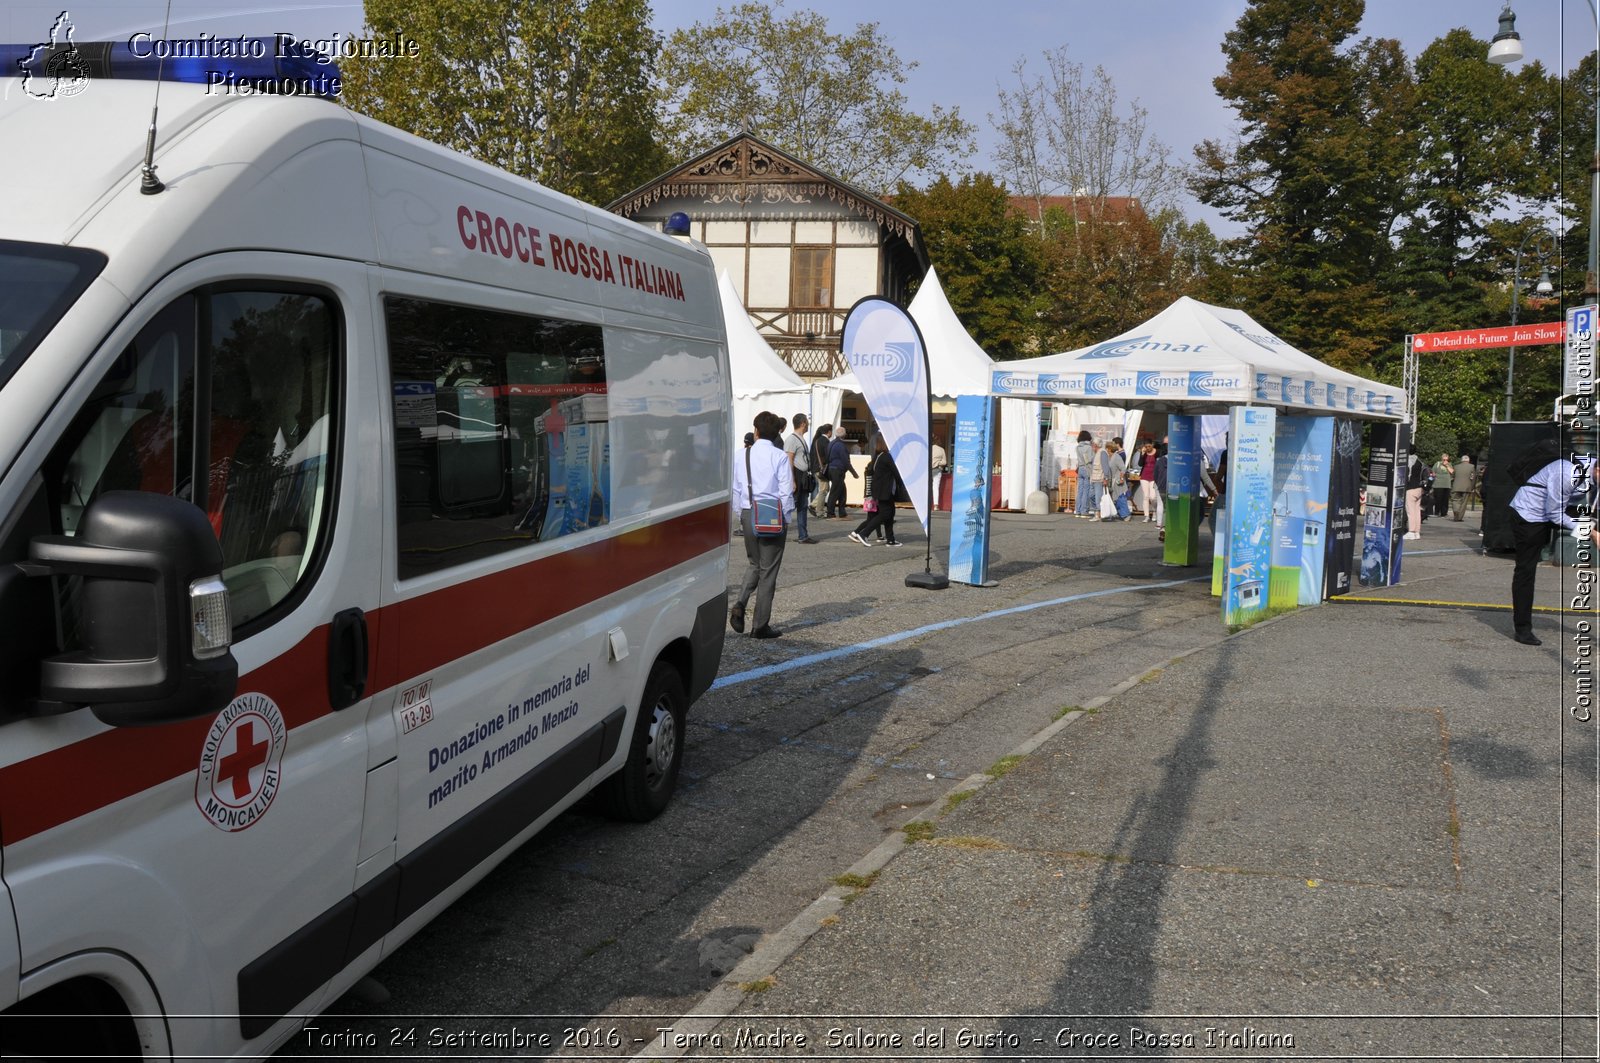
[987, 641, 1242, 1058]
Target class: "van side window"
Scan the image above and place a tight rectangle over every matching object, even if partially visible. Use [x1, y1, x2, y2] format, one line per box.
[383, 296, 608, 580]
[43, 289, 338, 631]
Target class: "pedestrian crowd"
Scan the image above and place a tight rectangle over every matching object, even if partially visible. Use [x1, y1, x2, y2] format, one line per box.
[731, 411, 1584, 652]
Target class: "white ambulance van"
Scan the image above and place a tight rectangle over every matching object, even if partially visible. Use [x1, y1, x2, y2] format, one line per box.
[0, 72, 730, 1059]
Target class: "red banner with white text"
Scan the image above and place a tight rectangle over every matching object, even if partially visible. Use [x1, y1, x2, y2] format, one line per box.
[1411, 321, 1565, 352]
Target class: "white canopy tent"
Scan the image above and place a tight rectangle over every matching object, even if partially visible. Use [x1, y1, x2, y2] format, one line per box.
[718, 269, 811, 443]
[813, 268, 1050, 507]
[990, 296, 1405, 420]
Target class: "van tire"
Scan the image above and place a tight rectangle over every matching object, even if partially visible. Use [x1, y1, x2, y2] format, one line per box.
[2, 978, 140, 1061]
[600, 661, 685, 821]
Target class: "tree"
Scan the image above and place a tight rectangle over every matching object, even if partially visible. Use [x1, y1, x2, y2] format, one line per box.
[1035, 205, 1214, 351]
[992, 47, 1177, 231]
[1552, 52, 1597, 297]
[892, 175, 1044, 359]
[341, 0, 667, 205]
[656, 1, 975, 193]
[1391, 30, 1550, 325]
[1191, 0, 1409, 369]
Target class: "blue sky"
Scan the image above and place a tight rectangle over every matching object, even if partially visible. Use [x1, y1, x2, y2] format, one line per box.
[7, 0, 1595, 232]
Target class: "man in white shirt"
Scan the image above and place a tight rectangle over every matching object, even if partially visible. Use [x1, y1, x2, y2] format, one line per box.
[731, 411, 796, 639]
[930, 437, 948, 513]
[1509, 453, 1598, 644]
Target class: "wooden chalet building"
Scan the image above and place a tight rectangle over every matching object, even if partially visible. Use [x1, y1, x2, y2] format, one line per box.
[607, 133, 928, 381]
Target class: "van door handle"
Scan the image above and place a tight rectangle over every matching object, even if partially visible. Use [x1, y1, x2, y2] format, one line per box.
[328, 607, 369, 710]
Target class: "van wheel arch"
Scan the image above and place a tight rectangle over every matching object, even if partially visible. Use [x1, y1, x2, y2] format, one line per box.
[3, 976, 143, 1060]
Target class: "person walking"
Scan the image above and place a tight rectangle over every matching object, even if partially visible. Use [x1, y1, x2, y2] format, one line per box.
[1450, 453, 1477, 521]
[1153, 446, 1169, 540]
[1508, 451, 1597, 644]
[1137, 442, 1163, 524]
[809, 423, 832, 516]
[1205, 451, 1227, 534]
[1086, 439, 1106, 520]
[730, 411, 794, 639]
[1431, 453, 1453, 517]
[930, 436, 948, 513]
[1105, 441, 1131, 521]
[784, 413, 817, 544]
[824, 425, 858, 518]
[1073, 430, 1095, 517]
[1403, 452, 1427, 540]
[849, 434, 905, 546]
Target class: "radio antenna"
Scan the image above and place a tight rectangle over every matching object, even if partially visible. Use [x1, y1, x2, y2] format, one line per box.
[138, 0, 172, 195]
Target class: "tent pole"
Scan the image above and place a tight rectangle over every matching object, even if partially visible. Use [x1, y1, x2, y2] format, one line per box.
[907, 325, 947, 590]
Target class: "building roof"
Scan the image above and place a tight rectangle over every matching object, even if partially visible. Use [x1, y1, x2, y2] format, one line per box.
[607, 132, 927, 268]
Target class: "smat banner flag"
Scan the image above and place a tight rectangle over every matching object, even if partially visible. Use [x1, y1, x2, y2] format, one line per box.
[1270, 416, 1332, 610]
[1223, 406, 1275, 627]
[841, 297, 932, 531]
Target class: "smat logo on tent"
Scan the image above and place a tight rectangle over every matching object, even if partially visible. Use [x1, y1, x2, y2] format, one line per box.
[1041, 376, 1083, 395]
[1086, 373, 1112, 395]
[1135, 372, 1186, 396]
[1187, 372, 1239, 397]
[1325, 382, 1338, 407]
[1077, 336, 1210, 360]
[1078, 335, 1151, 359]
[993, 374, 1035, 393]
[1223, 320, 1284, 352]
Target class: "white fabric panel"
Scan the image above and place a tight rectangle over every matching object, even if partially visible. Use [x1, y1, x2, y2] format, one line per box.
[810, 384, 845, 434]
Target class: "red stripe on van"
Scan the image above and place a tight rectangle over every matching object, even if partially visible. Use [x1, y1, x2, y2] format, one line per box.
[0, 504, 728, 846]
[370, 504, 728, 691]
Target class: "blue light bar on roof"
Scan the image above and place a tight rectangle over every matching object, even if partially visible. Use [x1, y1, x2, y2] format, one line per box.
[2, 37, 341, 97]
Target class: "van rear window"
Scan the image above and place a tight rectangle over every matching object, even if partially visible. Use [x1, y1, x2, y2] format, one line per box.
[383, 296, 609, 579]
[0, 241, 106, 391]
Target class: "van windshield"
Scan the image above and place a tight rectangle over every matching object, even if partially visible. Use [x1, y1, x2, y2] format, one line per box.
[0, 241, 107, 391]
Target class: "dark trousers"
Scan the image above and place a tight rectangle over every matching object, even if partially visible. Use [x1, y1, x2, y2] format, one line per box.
[854, 505, 897, 543]
[735, 509, 786, 631]
[1432, 487, 1451, 516]
[1511, 512, 1552, 634]
[826, 471, 848, 516]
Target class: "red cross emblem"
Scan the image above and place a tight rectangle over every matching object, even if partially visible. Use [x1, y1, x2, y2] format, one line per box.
[217, 719, 271, 801]
[197, 694, 287, 831]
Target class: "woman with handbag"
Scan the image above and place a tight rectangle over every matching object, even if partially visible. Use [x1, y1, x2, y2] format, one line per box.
[848, 434, 905, 546]
[730, 411, 794, 639]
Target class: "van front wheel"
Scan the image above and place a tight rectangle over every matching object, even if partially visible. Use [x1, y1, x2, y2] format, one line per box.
[600, 661, 685, 821]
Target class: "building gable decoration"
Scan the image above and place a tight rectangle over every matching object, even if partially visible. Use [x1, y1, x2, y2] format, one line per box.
[608, 134, 921, 244]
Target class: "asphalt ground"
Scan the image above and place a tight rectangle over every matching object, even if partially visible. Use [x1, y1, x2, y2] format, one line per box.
[633, 504, 1600, 1062]
[284, 502, 1598, 1062]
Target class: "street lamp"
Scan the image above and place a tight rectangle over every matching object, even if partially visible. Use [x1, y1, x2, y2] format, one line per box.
[1489, 2, 1600, 302]
[1509, 226, 1558, 420]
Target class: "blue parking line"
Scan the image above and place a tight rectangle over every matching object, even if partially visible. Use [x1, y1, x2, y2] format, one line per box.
[712, 576, 1209, 690]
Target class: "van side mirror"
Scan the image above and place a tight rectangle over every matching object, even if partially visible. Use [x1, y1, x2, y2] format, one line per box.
[21, 491, 238, 726]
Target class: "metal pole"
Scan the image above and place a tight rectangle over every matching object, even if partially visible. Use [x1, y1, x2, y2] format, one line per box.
[1508, 226, 1557, 420]
[1509, 265, 1520, 422]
